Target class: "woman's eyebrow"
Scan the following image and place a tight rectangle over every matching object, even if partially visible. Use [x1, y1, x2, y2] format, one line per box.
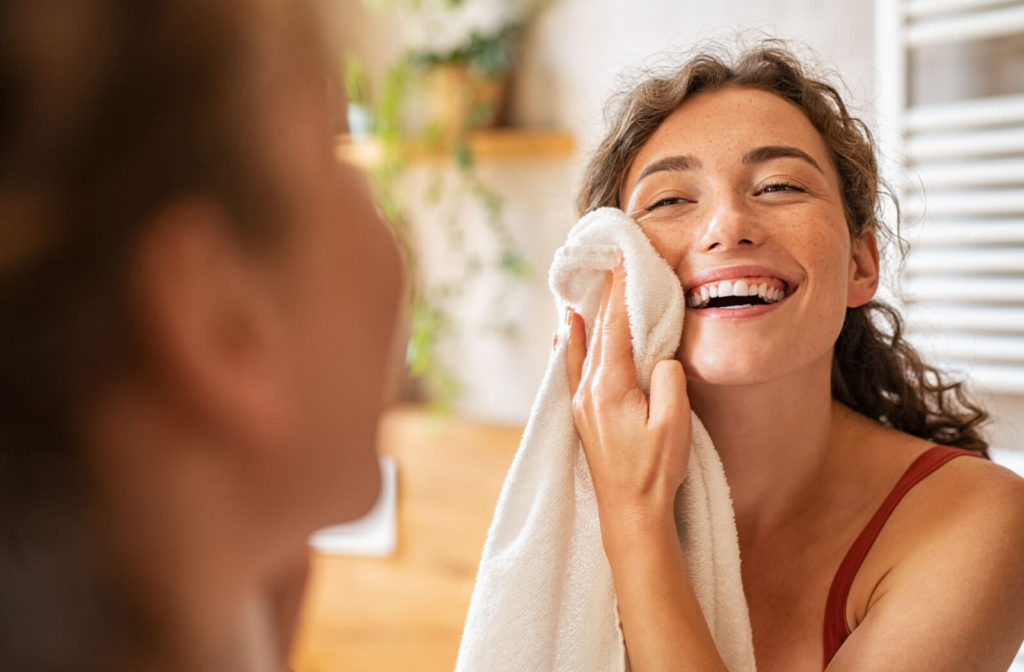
[635, 155, 702, 183]
[743, 145, 824, 174]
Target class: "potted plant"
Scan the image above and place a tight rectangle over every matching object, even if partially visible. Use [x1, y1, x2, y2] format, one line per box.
[344, 54, 375, 139]
[411, 22, 523, 134]
[357, 0, 546, 411]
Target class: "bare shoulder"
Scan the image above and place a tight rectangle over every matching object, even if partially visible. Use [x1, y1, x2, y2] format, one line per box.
[888, 447, 1024, 574]
[838, 447, 1024, 670]
[915, 449, 1024, 530]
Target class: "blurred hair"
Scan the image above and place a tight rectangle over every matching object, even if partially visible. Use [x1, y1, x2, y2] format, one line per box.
[577, 40, 988, 454]
[0, 0, 327, 666]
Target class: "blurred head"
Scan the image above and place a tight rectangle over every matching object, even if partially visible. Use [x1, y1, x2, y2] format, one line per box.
[0, 0, 402, 666]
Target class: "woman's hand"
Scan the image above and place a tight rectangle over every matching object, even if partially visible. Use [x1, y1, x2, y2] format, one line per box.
[565, 259, 692, 546]
[566, 261, 729, 671]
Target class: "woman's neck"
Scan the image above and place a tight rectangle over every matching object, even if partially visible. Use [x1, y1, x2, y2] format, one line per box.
[687, 353, 840, 543]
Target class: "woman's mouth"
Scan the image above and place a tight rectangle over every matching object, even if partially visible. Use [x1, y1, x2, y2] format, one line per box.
[685, 275, 789, 309]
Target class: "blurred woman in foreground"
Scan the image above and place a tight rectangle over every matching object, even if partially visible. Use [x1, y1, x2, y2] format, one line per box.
[0, 1, 402, 670]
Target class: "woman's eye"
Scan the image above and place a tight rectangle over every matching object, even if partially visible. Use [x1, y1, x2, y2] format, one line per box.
[758, 182, 805, 195]
[646, 196, 690, 211]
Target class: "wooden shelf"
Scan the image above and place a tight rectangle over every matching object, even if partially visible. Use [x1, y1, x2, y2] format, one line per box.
[337, 128, 575, 167]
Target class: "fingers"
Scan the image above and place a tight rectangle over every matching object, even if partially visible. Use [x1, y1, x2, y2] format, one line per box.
[565, 308, 586, 397]
[567, 255, 638, 400]
[648, 359, 688, 429]
[648, 359, 692, 490]
[594, 260, 637, 390]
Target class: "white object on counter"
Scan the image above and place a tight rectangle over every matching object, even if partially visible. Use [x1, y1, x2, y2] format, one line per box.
[309, 456, 397, 557]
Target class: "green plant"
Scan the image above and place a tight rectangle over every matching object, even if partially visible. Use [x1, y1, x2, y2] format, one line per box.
[408, 23, 522, 77]
[343, 53, 371, 105]
[356, 1, 542, 411]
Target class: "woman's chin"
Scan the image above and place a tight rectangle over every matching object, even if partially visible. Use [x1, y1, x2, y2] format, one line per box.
[679, 348, 784, 386]
[683, 367, 776, 389]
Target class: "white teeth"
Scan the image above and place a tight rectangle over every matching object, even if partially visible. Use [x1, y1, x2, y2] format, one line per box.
[685, 276, 788, 309]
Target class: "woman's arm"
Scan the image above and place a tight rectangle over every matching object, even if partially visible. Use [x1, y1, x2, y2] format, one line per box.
[565, 260, 728, 671]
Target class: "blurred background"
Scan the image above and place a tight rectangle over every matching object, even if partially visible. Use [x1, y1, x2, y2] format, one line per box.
[295, 2, 1024, 670]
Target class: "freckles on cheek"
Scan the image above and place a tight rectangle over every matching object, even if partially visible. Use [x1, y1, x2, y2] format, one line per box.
[638, 228, 687, 267]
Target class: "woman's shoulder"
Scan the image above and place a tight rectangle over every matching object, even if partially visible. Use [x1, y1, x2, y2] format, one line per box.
[840, 430, 1024, 669]
[899, 441, 1024, 524]
[914, 445, 1024, 552]
[860, 423, 1024, 549]
[842, 411, 1024, 514]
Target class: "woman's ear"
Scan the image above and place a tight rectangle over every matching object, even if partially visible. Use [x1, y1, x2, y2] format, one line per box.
[847, 227, 880, 308]
[131, 201, 294, 452]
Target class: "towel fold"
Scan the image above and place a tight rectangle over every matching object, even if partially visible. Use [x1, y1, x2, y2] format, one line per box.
[455, 207, 757, 672]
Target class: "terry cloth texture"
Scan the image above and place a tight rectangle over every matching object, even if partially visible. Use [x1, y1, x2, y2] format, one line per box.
[455, 207, 757, 672]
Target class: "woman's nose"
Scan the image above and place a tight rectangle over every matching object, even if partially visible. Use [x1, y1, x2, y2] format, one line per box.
[696, 195, 765, 252]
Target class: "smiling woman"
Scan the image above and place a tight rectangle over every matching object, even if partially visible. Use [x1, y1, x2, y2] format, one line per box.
[566, 42, 1024, 671]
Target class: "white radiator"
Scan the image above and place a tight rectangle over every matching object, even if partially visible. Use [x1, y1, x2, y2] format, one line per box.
[876, 0, 1024, 395]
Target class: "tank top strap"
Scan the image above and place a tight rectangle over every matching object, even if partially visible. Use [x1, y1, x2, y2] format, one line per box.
[821, 445, 980, 667]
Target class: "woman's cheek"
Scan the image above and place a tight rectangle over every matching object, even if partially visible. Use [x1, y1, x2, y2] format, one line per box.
[639, 226, 689, 268]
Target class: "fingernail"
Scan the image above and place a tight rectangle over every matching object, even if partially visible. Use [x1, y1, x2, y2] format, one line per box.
[565, 306, 574, 326]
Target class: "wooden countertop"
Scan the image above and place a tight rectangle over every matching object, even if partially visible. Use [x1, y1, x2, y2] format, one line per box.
[290, 405, 523, 672]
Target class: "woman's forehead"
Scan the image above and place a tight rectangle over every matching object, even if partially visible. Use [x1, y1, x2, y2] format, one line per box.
[625, 89, 833, 180]
[651, 88, 825, 157]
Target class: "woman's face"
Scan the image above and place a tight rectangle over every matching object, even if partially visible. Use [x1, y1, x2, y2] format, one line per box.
[620, 86, 878, 387]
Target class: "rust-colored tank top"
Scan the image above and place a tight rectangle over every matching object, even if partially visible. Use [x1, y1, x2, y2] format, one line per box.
[821, 445, 979, 667]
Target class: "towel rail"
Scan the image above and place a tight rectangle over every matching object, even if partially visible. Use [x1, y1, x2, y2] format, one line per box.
[903, 220, 1024, 244]
[907, 305, 1024, 332]
[901, 188, 1024, 217]
[906, 94, 1024, 132]
[910, 332, 1024, 363]
[907, 3, 1024, 44]
[903, 276, 1024, 302]
[903, 157, 1024, 187]
[907, 0, 1020, 20]
[879, 0, 1024, 399]
[935, 360, 1024, 393]
[904, 246, 1024, 272]
[905, 127, 1024, 160]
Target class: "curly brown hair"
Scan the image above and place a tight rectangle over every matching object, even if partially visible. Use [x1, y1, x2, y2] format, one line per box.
[577, 41, 989, 455]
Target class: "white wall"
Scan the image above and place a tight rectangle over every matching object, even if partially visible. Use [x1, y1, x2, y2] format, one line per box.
[511, 0, 877, 149]
[330, 0, 878, 166]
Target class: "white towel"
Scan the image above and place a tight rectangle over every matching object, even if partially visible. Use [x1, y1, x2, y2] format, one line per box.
[455, 207, 757, 672]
